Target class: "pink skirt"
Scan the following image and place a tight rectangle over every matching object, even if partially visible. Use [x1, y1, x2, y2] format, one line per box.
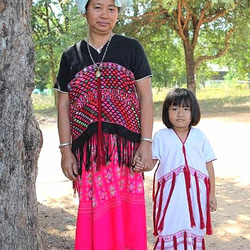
[74, 135, 147, 250]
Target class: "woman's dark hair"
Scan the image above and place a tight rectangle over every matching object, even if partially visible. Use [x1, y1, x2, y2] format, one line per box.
[162, 88, 201, 128]
[85, 0, 90, 12]
[85, 0, 121, 13]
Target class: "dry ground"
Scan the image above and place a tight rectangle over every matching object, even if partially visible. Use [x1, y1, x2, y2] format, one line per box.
[36, 112, 250, 250]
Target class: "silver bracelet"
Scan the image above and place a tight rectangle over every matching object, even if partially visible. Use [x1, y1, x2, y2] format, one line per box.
[59, 142, 72, 148]
[140, 137, 153, 143]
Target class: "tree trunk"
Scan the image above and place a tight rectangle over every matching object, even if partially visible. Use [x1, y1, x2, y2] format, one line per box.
[183, 42, 196, 94]
[0, 1, 44, 249]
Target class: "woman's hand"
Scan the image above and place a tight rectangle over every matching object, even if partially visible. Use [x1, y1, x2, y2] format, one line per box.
[132, 141, 154, 172]
[60, 147, 78, 181]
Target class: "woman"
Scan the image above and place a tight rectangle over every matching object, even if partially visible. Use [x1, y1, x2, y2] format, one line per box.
[54, 0, 154, 249]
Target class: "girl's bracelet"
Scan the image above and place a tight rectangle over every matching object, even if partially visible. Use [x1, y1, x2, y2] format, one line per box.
[140, 137, 153, 143]
[59, 142, 72, 148]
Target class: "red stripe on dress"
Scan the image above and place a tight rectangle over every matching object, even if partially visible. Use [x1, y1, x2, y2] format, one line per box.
[182, 145, 190, 188]
[153, 237, 159, 250]
[155, 178, 166, 235]
[97, 77, 104, 169]
[173, 235, 177, 250]
[182, 144, 195, 227]
[158, 172, 176, 232]
[202, 238, 206, 250]
[184, 231, 187, 250]
[153, 181, 161, 236]
[205, 177, 213, 235]
[193, 237, 196, 250]
[161, 238, 165, 250]
[184, 166, 196, 227]
[195, 172, 205, 229]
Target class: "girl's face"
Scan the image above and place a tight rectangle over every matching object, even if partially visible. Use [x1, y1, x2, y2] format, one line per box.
[86, 0, 119, 35]
[168, 104, 191, 130]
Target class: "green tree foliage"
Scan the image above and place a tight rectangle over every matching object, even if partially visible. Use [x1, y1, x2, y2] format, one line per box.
[122, 0, 249, 93]
[32, 0, 249, 92]
[32, 0, 88, 90]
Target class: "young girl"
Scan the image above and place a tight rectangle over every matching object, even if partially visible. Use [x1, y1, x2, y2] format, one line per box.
[152, 88, 217, 250]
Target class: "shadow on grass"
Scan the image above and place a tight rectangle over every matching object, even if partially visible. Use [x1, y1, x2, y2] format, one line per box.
[154, 96, 250, 120]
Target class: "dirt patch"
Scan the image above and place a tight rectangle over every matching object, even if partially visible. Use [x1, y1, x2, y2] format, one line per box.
[37, 113, 250, 249]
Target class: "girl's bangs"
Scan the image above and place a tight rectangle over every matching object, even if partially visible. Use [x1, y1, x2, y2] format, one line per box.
[172, 96, 191, 107]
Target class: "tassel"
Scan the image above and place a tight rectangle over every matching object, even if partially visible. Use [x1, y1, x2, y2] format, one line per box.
[195, 172, 205, 229]
[161, 238, 165, 250]
[193, 237, 196, 250]
[155, 178, 166, 234]
[182, 145, 190, 188]
[97, 77, 104, 170]
[184, 231, 187, 250]
[173, 236, 177, 250]
[153, 163, 160, 201]
[153, 182, 161, 236]
[202, 238, 205, 250]
[184, 167, 196, 227]
[158, 172, 176, 231]
[153, 237, 159, 250]
[205, 178, 213, 234]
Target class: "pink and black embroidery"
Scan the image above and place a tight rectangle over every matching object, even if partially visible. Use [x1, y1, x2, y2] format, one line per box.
[68, 62, 141, 173]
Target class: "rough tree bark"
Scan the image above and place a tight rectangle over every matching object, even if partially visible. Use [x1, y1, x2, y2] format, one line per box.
[0, 0, 43, 249]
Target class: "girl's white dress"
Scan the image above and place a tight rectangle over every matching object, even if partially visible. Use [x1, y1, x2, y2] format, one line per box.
[152, 127, 216, 250]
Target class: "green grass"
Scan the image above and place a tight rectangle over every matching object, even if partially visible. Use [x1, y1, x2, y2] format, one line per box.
[153, 85, 250, 120]
[32, 94, 57, 117]
[32, 85, 250, 122]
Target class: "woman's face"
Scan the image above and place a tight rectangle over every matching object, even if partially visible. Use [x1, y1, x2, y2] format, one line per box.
[86, 0, 119, 35]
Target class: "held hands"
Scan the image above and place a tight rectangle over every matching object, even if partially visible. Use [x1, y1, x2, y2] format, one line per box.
[132, 141, 154, 172]
[60, 146, 78, 181]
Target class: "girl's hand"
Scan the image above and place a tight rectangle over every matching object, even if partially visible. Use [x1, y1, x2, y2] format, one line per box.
[60, 147, 78, 181]
[132, 156, 144, 172]
[209, 194, 217, 212]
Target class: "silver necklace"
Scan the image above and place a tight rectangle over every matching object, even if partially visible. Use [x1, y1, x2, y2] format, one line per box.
[87, 35, 112, 78]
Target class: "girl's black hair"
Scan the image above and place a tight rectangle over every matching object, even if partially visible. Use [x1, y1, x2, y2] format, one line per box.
[162, 88, 201, 128]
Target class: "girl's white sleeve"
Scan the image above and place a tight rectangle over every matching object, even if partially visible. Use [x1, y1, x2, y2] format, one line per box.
[152, 131, 162, 161]
[202, 133, 216, 163]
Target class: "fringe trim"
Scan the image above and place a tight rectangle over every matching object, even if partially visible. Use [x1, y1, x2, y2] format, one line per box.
[155, 178, 166, 235]
[182, 144, 195, 227]
[158, 172, 176, 232]
[194, 237, 197, 250]
[161, 238, 164, 250]
[205, 177, 213, 235]
[153, 237, 159, 250]
[184, 166, 196, 227]
[202, 238, 205, 250]
[73, 132, 140, 174]
[154, 232, 205, 250]
[153, 181, 161, 236]
[195, 172, 205, 229]
[184, 231, 187, 250]
[173, 236, 177, 250]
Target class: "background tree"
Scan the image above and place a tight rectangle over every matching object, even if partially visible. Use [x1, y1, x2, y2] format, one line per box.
[131, 0, 247, 93]
[32, 0, 88, 90]
[0, 0, 43, 249]
[32, 0, 249, 92]
[124, 0, 248, 93]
